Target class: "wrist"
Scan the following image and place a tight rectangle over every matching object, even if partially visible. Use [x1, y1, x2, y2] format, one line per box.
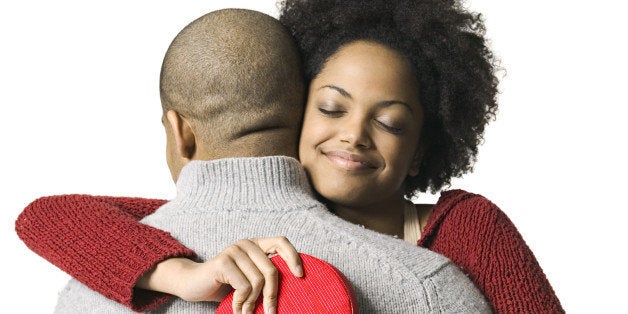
[137, 257, 198, 297]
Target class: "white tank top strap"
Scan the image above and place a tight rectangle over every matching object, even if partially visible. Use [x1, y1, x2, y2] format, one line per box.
[403, 201, 422, 244]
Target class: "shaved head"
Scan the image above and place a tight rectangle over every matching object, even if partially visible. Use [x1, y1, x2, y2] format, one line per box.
[160, 9, 304, 158]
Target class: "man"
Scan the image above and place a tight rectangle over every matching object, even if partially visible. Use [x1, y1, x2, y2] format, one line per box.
[21, 9, 490, 313]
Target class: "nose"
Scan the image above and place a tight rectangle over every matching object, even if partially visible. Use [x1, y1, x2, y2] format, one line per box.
[339, 116, 372, 149]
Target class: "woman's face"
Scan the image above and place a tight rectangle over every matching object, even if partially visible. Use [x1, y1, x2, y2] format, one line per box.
[299, 40, 424, 209]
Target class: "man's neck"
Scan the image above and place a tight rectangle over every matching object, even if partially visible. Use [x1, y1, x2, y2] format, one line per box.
[166, 156, 318, 214]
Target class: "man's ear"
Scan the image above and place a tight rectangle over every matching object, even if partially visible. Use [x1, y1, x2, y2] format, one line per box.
[165, 110, 196, 159]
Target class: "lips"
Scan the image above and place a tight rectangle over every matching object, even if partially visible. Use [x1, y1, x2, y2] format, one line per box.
[323, 150, 378, 171]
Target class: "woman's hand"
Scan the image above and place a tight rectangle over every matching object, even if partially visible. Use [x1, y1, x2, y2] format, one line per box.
[137, 236, 303, 314]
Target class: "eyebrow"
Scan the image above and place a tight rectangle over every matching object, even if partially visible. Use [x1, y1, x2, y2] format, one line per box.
[318, 84, 414, 112]
[319, 85, 352, 100]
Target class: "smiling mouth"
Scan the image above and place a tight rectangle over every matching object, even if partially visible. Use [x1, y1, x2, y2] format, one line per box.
[323, 150, 377, 171]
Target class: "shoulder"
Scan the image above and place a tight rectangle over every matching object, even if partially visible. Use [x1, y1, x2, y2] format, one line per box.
[439, 189, 498, 212]
[425, 261, 493, 312]
[433, 189, 508, 226]
[420, 189, 521, 246]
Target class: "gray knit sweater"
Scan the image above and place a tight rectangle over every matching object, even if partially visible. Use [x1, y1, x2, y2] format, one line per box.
[55, 156, 490, 313]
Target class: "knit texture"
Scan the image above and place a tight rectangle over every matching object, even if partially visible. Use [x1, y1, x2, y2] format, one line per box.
[15, 195, 195, 311]
[50, 156, 490, 313]
[14, 176, 562, 313]
[15, 159, 563, 313]
[419, 190, 564, 313]
[216, 253, 358, 313]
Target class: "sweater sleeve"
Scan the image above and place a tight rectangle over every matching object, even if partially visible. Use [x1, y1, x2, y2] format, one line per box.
[419, 193, 564, 313]
[14, 194, 197, 312]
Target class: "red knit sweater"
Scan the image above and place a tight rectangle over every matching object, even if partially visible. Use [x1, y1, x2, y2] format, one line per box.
[15, 190, 563, 313]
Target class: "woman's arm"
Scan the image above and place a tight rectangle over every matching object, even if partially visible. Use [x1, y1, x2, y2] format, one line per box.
[420, 191, 564, 313]
[15, 194, 196, 312]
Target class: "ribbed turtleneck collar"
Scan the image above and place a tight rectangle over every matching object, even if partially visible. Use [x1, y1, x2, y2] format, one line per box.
[166, 156, 319, 213]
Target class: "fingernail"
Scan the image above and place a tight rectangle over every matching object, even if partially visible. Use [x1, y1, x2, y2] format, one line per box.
[267, 306, 276, 314]
[297, 265, 304, 277]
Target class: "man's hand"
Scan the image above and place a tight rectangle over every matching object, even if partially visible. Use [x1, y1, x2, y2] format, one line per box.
[137, 236, 303, 314]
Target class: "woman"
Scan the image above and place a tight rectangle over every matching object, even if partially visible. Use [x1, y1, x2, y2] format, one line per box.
[15, 0, 563, 312]
[281, 1, 561, 312]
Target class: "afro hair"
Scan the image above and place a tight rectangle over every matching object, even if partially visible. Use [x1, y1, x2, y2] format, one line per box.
[280, 0, 500, 196]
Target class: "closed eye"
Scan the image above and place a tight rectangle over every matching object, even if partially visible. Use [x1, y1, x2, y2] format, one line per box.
[376, 120, 403, 134]
[318, 107, 345, 117]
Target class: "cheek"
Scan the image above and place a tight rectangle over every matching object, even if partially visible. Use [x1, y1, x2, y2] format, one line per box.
[382, 136, 419, 174]
[299, 126, 321, 164]
[298, 113, 316, 161]
[299, 110, 327, 150]
[299, 118, 335, 169]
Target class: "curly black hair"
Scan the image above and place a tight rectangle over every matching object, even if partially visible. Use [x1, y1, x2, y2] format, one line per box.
[279, 0, 499, 197]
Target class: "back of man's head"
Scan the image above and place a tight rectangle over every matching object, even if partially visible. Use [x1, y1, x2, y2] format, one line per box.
[160, 9, 304, 160]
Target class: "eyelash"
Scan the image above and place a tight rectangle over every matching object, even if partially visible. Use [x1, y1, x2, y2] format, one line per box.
[318, 107, 404, 135]
[318, 107, 344, 117]
[376, 120, 403, 134]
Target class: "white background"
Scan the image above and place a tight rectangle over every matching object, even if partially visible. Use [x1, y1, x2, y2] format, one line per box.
[1, 1, 626, 312]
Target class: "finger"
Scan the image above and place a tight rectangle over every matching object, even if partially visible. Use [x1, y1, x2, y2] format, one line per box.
[211, 255, 252, 314]
[235, 239, 280, 314]
[252, 236, 303, 277]
[226, 243, 266, 314]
